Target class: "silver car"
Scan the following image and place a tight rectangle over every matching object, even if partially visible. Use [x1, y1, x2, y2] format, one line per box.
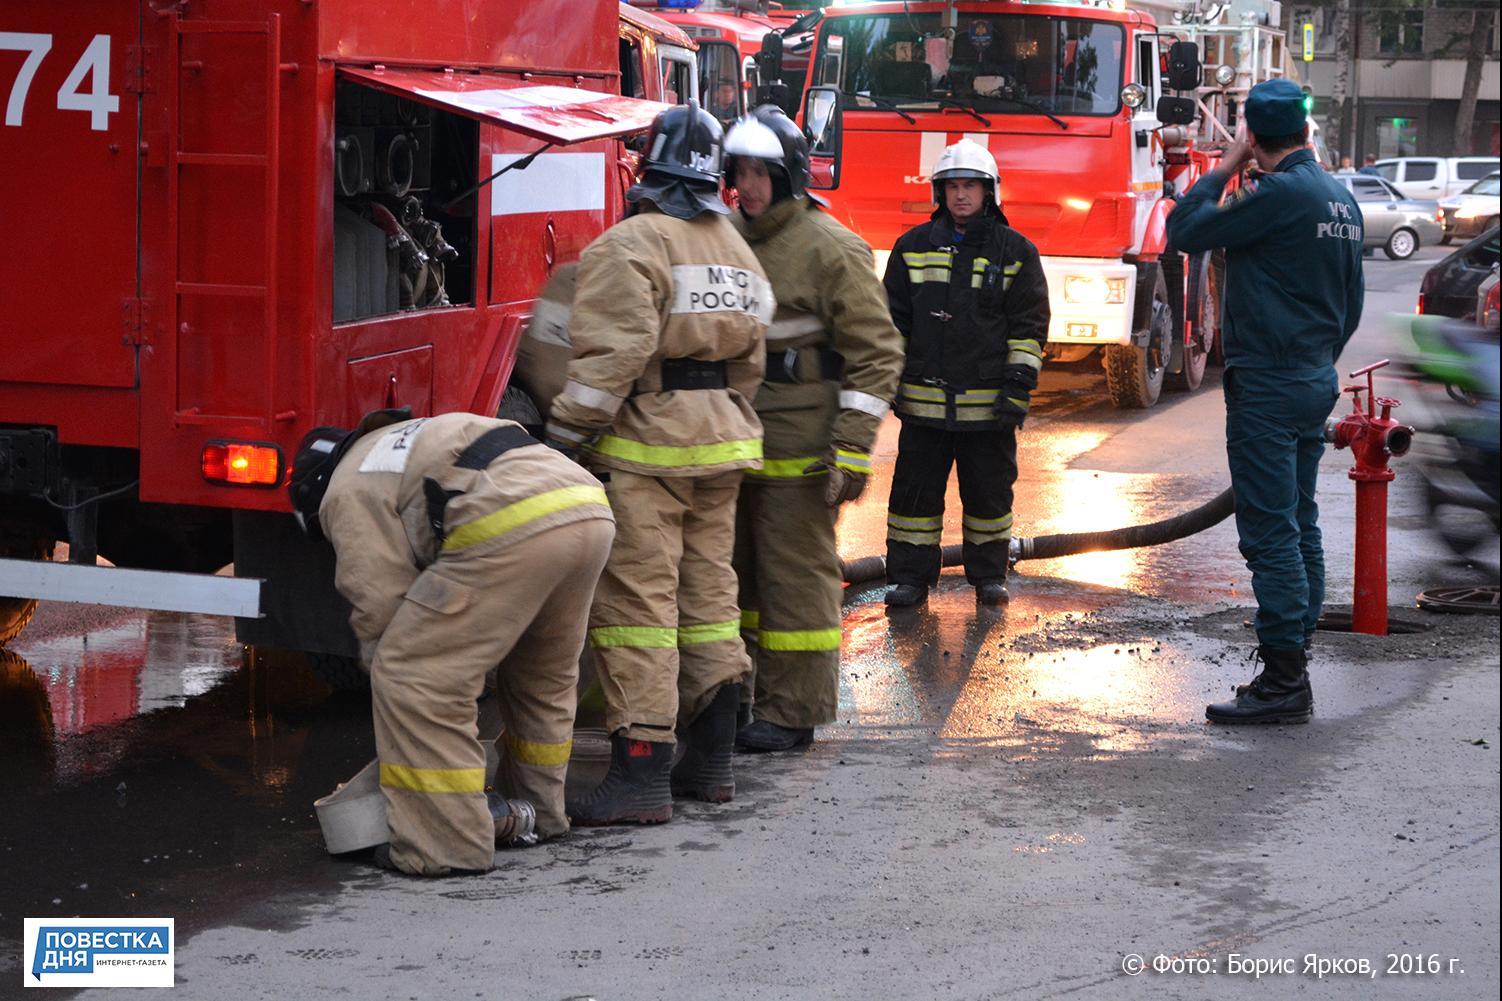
[1334, 173, 1443, 260]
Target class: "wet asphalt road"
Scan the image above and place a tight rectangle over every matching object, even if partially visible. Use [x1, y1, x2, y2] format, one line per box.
[1, 245, 1497, 999]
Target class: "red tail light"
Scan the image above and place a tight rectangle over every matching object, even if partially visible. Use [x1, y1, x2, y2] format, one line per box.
[1415, 293, 1425, 315]
[202, 442, 283, 487]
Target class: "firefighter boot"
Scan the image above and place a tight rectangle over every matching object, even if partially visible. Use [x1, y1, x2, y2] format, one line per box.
[975, 581, 1009, 606]
[736, 719, 814, 753]
[566, 734, 674, 826]
[671, 683, 739, 803]
[1207, 646, 1313, 725]
[884, 584, 929, 607]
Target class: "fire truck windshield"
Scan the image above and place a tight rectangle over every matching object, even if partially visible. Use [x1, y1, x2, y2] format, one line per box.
[817, 12, 1124, 118]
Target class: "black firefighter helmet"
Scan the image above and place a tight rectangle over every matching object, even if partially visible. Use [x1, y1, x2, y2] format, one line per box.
[627, 101, 728, 220]
[724, 104, 811, 202]
[287, 407, 411, 541]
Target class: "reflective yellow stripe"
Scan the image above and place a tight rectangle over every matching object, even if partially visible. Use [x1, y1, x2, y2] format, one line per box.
[887, 513, 942, 531]
[759, 627, 843, 652]
[1004, 260, 1022, 274]
[746, 455, 823, 479]
[443, 485, 610, 551]
[902, 252, 953, 266]
[895, 399, 947, 420]
[504, 733, 573, 768]
[834, 449, 870, 473]
[956, 405, 1002, 421]
[971, 273, 984, 289]
[678, 619, 740, 646]
[380, 763, 486, 795]
[955, 388, 999, 404]
[909, 267, 952, 284]
[1007, 339, 1044, 357]
[591, 435, 762, 469]
[899, 382, 946, 402]
[963, 513, 1013, 530]
[972, 257, 991, 271]
[887, 527, 942, 545]
[1008, 351, 1044, 372]
[589, 625, 678, 649]
[963, 527, 1012, 544]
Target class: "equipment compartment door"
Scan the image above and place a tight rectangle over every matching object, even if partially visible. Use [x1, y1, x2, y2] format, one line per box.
[1, 3, 138, 388]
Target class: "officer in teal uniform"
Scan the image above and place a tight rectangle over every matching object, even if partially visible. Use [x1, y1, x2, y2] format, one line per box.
[1167, 79, 1364, 725]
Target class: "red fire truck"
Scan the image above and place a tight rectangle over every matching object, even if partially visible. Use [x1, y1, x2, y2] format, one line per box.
[787, 0, 1288, 409]
[630, 1, 814, 127]
[0, 1, 676, 666]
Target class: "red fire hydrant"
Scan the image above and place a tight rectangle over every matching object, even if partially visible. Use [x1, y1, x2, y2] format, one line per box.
[1324, 359, 1416, 635]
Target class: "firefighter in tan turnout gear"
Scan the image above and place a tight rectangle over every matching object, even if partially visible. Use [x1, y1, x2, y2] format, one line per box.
[289, 409, 615, 877]
[544, 104, 771, 825]
[723, 106, 904, 752]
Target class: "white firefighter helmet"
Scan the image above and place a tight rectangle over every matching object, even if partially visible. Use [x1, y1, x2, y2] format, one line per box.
[930, 138, 999, 207]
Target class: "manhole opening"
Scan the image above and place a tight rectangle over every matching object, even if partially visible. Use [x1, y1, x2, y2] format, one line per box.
[1315, 612, 1432, 635]
[1416, 585, 1501, 616]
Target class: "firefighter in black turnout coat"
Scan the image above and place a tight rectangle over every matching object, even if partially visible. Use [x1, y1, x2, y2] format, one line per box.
[882, 139, 1050, 607]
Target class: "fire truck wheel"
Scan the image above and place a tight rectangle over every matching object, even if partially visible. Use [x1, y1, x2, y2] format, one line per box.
[1168, 252, 1215, 393]
[307, 653, 370, 692]
[1105, 269, 1169, 409]
[0, 538, 54, 647]
[497, 384, 543, 436]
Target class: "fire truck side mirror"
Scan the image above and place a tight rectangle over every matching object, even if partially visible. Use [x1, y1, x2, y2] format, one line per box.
[803, 86, 843, 190]
[1166, 41, 1201, 92]
[1155, 95, 1197, 127]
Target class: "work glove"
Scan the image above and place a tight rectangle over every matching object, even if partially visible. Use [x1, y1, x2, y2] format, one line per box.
[802, 446, 870, 507]
[992, 364, 1036, 428]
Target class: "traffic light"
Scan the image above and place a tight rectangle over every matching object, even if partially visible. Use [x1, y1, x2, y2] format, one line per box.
[1301, 85, 1314, 114]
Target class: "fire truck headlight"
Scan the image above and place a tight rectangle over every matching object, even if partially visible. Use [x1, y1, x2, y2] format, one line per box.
[1214, 64, 1237, 87]
[1063, 275, 1128, 305]
[1120, 83, 1147, 110]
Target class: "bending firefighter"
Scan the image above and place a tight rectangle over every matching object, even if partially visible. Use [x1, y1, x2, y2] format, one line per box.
[290, 409, 615, 876]
[1167, 80, 1364, 725]
[723, 106, 904, 752]
[883, 140, 1050, 607]
[545, 104, 771, 823]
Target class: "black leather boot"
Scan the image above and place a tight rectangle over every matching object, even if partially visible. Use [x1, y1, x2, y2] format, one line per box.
[1207, 645, 1313, 725]
[884, 583, 929, 607]
[735, 718, 814, 753]
[975, 580, 1009, 605]
[566, 733, 674, 825]
[671, 684, 738, 803]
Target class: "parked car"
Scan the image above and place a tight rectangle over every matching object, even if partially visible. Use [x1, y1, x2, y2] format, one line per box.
[1417, 226, 1501, 320]
[1333, 173, 1443, 260]
[1439, 172, 1501, 244]
[1374, 156, 1499, 200]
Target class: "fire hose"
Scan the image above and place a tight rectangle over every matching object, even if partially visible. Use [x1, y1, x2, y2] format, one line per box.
[839, 487, 1237, 585]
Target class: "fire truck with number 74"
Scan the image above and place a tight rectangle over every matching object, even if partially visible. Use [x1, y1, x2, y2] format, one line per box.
[0, 0, 681, 679]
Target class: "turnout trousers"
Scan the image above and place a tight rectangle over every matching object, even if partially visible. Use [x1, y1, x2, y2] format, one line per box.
[886, 421, 1017, 586]
[733, 474, 843, 730]
[373, 518, 614, 876]
[588, 470, 753, 744]
[1224, 366, 1341, 650]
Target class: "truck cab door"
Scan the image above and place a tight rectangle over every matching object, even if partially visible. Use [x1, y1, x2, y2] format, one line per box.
[1129, 33, 1164, 251]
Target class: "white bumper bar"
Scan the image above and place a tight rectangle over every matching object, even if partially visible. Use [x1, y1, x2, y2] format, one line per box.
[0, 558, 262, 619]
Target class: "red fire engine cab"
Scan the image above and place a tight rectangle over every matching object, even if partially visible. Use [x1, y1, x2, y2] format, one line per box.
[0, 0, 672, 664]
[789, 0, 1288, 409]
[630, 1, 814, 127]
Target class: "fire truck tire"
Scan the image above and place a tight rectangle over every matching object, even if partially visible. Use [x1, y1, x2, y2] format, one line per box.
[1168, 252, 1214, 392]
[497, 383, 543, 436]
[0, 538, 54, 647]
[307, 652, 370, 692]
[1105, 269, 1169, 409]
